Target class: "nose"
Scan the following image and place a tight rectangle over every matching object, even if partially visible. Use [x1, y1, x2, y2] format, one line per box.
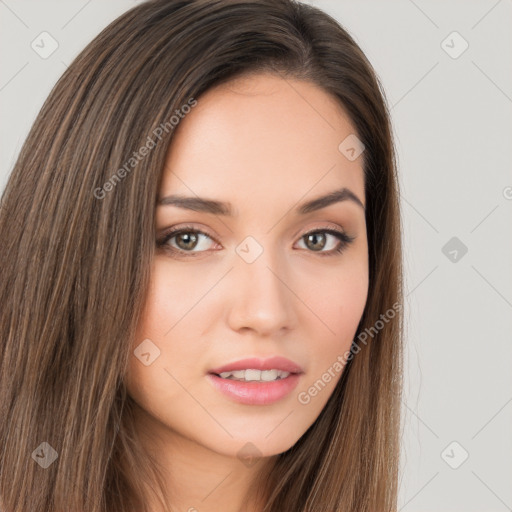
[226, 249, 297, 336]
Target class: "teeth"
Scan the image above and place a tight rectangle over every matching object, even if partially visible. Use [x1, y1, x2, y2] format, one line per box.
[218, 369, 291, 382]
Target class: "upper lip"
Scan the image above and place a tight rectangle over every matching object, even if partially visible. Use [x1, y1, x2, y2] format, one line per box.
[209, 356, 304, 375]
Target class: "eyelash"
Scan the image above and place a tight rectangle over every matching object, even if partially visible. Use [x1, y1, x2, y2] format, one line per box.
[157, 224, 355, 259]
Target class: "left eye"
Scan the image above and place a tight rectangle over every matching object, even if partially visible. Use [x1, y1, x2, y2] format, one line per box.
[157, 226, 354, 257]
[296, 229, 354, 255]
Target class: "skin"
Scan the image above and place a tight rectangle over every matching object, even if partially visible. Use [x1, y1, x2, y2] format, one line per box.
[124, 72, 369, 512]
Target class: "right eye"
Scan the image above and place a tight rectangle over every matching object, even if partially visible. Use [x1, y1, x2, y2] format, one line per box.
[157, 225, 219, 257]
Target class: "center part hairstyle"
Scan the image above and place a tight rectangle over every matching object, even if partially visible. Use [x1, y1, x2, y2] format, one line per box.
[0, 0, 404, 511]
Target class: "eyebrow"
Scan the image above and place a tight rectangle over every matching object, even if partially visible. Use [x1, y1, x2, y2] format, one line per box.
[157, 187, 365, 216]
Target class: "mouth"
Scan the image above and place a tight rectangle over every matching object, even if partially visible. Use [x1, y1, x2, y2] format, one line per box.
[210, 368, 298, 382]
[206, 356, 304, 405]
[208, 356, 304, 377]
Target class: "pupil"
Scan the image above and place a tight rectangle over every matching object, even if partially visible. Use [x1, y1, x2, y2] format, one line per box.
[178, 233, 197, 250]
[306, 233, 325, 251]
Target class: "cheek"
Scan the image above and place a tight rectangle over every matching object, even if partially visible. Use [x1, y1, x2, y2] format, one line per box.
[298, 256, 368, 394]
[132, 255, 219, 350]
[316, 269, 368, 339]
[301, 249, 369, 338]
[126, 261, 205, 409]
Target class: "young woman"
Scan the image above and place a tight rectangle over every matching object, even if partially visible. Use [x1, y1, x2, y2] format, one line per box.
[0, 1, 404, 511]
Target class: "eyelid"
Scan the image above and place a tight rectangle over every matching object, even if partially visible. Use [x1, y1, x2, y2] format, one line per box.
[293, 221, 348, 238]
[157, 223, 218, 242]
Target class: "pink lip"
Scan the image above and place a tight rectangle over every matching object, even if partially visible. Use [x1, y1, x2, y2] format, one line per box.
[206, 356, 304, 406]
[206, 373, 302, 405]
[208, 356, 304, 375]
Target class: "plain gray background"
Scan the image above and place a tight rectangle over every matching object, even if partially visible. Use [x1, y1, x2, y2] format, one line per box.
[1, 1, 511, 510]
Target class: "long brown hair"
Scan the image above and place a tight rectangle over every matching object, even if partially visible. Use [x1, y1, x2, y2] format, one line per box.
[0, 0, 403, 510]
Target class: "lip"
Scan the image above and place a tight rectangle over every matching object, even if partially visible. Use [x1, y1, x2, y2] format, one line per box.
[206, 356, 304, 406]
[208, 356, 304, 375]
[206, 373, 302, 405]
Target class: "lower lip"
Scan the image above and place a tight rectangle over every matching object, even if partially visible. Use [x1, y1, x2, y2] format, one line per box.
[206, 373, 302, 405]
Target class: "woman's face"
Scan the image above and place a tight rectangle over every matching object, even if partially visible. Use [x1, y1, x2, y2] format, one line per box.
[125, 72, 368, 460]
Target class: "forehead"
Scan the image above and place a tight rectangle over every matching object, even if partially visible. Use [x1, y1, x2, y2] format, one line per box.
[160, 73, 365, 213]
